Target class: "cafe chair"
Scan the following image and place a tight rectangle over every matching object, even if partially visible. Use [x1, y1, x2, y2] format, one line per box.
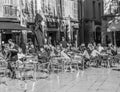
[50, 56, 64, 73]
[62, 58, 71, 72]
[71, 55, 83, 71]
[37, 57, 50, 74]
[22, 57, 37, 80]
[0, 60, 8, 78]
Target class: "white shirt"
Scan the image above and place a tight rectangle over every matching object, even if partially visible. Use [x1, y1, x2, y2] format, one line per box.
[83, 50, 90, 59]
[18, 53, 25, 59]
[91, 50, 100, 57]
[98, 46, 104, 53]
[61, 51, 70, 59]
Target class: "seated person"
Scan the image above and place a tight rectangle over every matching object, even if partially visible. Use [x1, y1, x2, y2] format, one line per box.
[91, 47, 101, 58]
[7, 39, 19, 61]
[7, 39, 19, 79]
[79, 47, 90, 67]
[107, 44, 115, 55]
[26, 39, 35, 54]
[97, 44, 104, 53]
[60, 37, 68, 49]
[111, 45, 117, 56]
[54, 45, 61, 56]
[0, 49, 5, 60]
[61, 50, 70, 59]
[79, 43, 86, 51]
[38, 47, 49, 63]
[91, 47, 101, 66]
[17, 48, 25, 61]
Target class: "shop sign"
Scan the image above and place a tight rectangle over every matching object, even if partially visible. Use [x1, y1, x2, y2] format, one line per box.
[47, 21, 58, 28]
[46, 17, 58, 28]
[12, 30, 21, 33]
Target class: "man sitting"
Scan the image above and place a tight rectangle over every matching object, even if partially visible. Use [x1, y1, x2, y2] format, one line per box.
[7, 39, 19, 79]
[38, 47, 49, 63]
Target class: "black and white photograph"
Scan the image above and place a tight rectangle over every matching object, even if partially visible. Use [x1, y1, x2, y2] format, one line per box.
[0, 0, 120, 92]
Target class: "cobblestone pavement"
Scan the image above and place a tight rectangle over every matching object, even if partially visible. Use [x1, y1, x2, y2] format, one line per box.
[0, 65, 120, 92]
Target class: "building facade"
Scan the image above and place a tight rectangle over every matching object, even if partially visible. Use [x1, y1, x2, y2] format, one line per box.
[78, 0, 104, 45]
[35, 0, 79, 46]
[102, 0, 120, 46]
[0, 0, 18, 18]
[0, 0, 27, 47]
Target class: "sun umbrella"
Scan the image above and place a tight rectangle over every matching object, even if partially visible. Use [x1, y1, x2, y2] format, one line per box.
[107, 21, 120, 46]
[33, 13, 44, 50]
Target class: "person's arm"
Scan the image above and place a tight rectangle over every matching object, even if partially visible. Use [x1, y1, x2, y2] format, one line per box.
[96, 50, 101, 55]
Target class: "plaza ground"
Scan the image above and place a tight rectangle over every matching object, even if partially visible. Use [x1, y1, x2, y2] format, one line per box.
[0, 65, 120, 92]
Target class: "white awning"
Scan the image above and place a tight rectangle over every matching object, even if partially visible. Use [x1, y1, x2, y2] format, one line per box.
[107, 22, 120, 32]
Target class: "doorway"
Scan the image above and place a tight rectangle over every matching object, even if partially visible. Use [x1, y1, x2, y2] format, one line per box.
[47, 31, 57, 46]
[95, 27, 101, 44]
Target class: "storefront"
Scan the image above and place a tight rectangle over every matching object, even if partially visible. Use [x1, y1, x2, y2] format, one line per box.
[71, 22, 79, 47]
[0, 18, 27, 48]
[65, 18, 79, 47]
[45, 16, 59, 46]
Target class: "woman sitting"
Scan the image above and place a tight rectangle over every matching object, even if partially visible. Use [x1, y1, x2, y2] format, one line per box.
[17, 48, 25, 62]
[90, 47, 101, 67]
[79, 47, 90, 68]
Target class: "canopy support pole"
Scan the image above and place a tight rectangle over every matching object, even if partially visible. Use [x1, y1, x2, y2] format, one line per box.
[114, 31, 116, 46]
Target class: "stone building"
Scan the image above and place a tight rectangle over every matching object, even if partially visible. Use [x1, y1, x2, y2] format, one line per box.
[35, 0, 79, 46]
[0, 0, 27, 47]
[78, 0, 104, 45]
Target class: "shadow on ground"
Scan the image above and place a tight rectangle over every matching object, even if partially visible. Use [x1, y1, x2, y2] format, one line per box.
[112, 69, 120, 71]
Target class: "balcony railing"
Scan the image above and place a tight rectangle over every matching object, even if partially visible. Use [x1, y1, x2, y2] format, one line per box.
[3, 5, 17, 18]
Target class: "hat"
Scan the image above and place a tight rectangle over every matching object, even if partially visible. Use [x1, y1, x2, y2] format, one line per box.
[8, 39, 12, 42]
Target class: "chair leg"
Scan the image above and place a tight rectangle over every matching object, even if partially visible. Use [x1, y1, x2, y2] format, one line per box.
[82, 59, 85, 70]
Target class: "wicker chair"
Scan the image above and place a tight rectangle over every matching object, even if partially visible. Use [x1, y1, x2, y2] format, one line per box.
[90, 56, 100, 67]
[71, 55, 84, 70]
[37, 57, 50, 74]
[0, 60, 8, 77]
[61, 57, 71, 72]
[101, 54, 113, 68]
[50, 56, 64, 73]
[21, 56, 38, 80]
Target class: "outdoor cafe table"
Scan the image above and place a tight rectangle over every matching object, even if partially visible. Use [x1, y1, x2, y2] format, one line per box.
[100, 53, 111, 67]
[50, 55, 71, 72]
[20, 55, 38, 80]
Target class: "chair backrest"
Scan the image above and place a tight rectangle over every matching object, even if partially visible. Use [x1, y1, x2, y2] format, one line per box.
[73, 55, 83, 63]
[0, 61, 7, 70]
[24, 63, 35, 70]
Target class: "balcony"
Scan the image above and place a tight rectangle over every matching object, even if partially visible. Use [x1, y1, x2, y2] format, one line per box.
[3, 5, 17, 18]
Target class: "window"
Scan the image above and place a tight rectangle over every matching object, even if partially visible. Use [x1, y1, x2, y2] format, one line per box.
[93, 1, 96, 19]
[10, 0, 13, 4]
[3, 5, 17, 17]
[118, 1, 120, 13]
[74, 0, 78, 20]
[62, 0, 65, 17]
[98, 3, 101, 20]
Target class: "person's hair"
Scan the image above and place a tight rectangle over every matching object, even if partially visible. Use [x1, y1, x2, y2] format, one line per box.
[8, 39, 12, 42]
[28, 38, 32, 42]
[94, 46, 98, 50]
[62, 37, 65, 39]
